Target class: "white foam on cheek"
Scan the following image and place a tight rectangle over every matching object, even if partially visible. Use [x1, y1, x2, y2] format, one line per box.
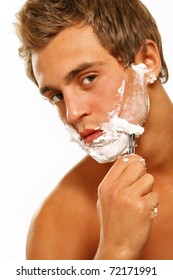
[131, 63, 151, 117]
[113, 79, 125, 115]
[119, 63, 151, 125]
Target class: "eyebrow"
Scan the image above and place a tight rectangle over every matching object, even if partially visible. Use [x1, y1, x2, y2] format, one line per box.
[40, 61, 106, 95]
[40, 86, 56, 95]
[64, 61, 106, 81]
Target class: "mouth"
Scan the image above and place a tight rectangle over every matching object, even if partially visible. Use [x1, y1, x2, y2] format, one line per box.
[80, 129, 103, 144]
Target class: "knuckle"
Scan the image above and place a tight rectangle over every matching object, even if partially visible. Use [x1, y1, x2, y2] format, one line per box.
[98, 179, 124, 203]
[135, 199, 150, 217]
[136, 201, 145, 215]
[112, 187, 132, 206]
[110, 183, 122, 198]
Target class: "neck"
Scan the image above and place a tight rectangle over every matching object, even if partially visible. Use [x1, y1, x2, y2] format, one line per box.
[136, 81, 173, 173]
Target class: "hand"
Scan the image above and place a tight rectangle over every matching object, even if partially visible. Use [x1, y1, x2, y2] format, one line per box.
[95, 154, 159, 260]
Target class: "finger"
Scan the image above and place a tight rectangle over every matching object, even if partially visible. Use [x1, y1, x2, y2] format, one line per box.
[113, 158, 147, 188]
[101, 154, 145, 186]
[129, 173, 155, 196]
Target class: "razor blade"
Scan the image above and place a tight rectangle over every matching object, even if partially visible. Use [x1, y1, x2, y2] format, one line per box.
[128, 133, 136, 154]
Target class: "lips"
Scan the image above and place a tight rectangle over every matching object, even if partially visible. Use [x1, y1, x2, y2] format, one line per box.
[80, 129, 103, 144]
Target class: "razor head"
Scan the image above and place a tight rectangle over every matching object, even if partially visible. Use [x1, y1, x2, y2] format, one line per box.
[128, 133, 136, 154]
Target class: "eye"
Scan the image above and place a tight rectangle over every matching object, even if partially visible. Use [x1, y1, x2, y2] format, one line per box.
[51, 93, 63, 105]
[82, 75, 97, 85]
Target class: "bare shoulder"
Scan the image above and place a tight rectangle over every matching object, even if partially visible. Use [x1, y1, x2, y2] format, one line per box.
[26, 156, 110, 260]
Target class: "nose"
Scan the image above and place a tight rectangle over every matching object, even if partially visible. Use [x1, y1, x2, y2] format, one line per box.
[64, 91, 91, 125]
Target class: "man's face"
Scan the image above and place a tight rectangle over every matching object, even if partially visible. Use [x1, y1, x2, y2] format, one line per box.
[32, 25, 149, 162]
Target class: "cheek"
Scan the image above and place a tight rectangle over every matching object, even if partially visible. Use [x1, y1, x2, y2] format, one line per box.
[118, 72, 149, 125]
[95, 75, 126, 115]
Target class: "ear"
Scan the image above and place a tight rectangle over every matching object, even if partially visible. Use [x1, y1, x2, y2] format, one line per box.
[134, 39, 161, 81]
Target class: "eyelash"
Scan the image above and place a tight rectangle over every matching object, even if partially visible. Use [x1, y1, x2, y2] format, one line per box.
[82, 75, 97, 85]
[50, 92, 63, 105]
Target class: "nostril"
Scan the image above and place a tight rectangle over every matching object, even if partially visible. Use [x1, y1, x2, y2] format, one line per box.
[65, 100, 91, 124]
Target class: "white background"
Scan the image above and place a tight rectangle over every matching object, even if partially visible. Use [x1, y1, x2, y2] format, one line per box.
[0, 1, 172, 260]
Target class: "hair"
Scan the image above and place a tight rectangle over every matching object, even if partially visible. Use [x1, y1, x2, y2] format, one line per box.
[15, 0, 168, 86]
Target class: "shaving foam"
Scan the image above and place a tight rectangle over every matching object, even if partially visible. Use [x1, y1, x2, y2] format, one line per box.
[66, 114, 144, 163]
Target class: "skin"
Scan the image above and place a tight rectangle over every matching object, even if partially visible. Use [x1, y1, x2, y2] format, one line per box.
[26, 24, 173, 260]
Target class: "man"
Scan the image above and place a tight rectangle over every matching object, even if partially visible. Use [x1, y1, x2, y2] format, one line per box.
[15, 0, 173, 259]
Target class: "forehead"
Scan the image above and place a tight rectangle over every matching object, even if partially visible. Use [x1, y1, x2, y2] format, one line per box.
[31, 25, 113, 86]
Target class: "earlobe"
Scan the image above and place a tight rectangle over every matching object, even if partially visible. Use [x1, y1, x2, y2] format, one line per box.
[145, 69, 157, 85]
[134, 39, 161, 83]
